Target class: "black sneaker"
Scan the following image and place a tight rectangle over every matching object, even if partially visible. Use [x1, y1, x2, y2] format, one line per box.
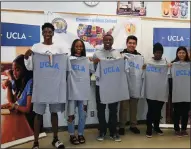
[110, 134, 121, 142]
[146, 131, 152, 138]
[52, 138, 65, 149]
[130, 127, 140, 134]
[96, 133, 105, 141]
[32, 142, 39, 149]
[118, 128, 125, 135]
[154, 128, 163, 136]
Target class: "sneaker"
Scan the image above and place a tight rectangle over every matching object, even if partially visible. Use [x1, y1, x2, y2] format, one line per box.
[96, 133, 105, 141]
[52, 139, 65, 149]
[118, 128, 125, 135]
[175, 131, 182, 137]
[32, 142, 39, 149]
[154, 128, 164, 136]
[181, 130, 188, 136]
[130, 127, 140, 134]
[110, 134, 121, 142]
[146, 131, 152, 138]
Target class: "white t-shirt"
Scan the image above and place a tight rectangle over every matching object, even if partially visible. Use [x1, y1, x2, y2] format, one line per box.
[24, 43, 67, 70]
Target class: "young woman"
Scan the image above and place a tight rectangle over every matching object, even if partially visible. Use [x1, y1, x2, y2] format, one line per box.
[67, 39, 92, 145]
[143, 43, 169, 138]
[1, 54, 35, 131]
[170, 46, 190, 137]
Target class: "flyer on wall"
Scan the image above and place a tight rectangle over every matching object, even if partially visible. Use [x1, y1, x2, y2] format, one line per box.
[1, 22, 45, 148]
[116, 1, 146, 16]
[161, 1, 188, 19]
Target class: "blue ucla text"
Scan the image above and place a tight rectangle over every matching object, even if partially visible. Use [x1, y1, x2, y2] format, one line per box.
[40, 62, 59, 69]
[104, 66, 120, 75]
[72, 64, 85, 72]
[176, 70, 191, 76]
[146, 66, 162, 73]
[129, 61, 140, 70]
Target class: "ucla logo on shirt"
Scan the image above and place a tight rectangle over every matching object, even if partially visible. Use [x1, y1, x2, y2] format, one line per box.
[146, 66, 162, 73]
[40, 61, 59, 70]
[176, 69, 191, 76]
[52, 18, 67, 33]
[104, 66, 120, 75]
[129, 61, 140, 70]
[72, 64, 85, 72]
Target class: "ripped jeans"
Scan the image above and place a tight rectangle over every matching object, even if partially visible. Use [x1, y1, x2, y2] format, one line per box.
[67, 100, 87, 136]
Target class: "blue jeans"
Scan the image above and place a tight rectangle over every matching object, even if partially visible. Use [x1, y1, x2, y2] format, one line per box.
[68, 100, 87, 135]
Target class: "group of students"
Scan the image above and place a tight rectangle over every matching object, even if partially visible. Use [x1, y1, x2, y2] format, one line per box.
[1, 22, 190, 149]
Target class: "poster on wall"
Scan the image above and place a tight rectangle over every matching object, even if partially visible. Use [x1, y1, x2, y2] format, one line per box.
[116, 1, 146, 16]
[1, 22, 46, 148]
[153, 28, 190, 125]
[161, 1, 188, 19]
[45, 12, 142, 57]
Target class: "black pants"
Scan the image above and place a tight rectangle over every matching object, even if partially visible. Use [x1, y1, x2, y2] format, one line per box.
[146, 99, 164, 132]
[96, 85, 118, 135]
[173, 102, 190, 131]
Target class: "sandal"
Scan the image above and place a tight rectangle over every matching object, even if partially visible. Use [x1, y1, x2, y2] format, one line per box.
[78, 135, 86, 144]
[70, 135, 80, 145]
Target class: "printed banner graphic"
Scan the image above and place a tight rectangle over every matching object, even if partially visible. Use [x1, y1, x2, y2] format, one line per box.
[1, 22, 40, 46]
[153, 28, 190, 62]
[45, 12, 142, 56]
[161, 1, 188, 19]
[116, 1, 146, 16]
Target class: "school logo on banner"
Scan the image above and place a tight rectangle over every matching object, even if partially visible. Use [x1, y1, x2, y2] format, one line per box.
[125, 23, 136, 35]
[52, 18, 67, 33]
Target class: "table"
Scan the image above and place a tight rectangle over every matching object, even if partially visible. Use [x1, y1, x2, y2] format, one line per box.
[1, 112, 34, 144]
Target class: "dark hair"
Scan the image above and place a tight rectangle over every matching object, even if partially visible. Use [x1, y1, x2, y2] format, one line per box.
[103, 34, 113, 40]
[71, 39, 86, 57]
[153, 42, 163, 54]
[42, 22, 55, 31]
[13, 55, 33, 97]
[126, 35, 137, 44]
[172, 46, 190, 63]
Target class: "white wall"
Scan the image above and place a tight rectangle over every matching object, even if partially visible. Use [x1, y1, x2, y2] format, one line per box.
[1, 10, 190, 128]
[2, 2, 190, 20]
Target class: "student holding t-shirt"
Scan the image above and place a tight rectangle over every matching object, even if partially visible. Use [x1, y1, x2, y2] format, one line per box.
[170, 46, 190, 137]
[24, 23, 66, 149]
[142, 43, 169, 138]
[92, 34, 122, 142]
[67, 39, 94, 145]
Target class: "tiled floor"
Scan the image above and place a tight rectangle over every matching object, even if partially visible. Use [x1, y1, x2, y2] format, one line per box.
[12, 126, 190, 148]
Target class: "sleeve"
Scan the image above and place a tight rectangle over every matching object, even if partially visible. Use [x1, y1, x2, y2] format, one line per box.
[26, 79, 33, 96]
[125, 59, 130, 73]
[24, 45, 36, 71]
[95, 62, 101, 82]
[66, 56, 72, 72]
[24, 56, 33, 71]
[89, 61, 95, 74]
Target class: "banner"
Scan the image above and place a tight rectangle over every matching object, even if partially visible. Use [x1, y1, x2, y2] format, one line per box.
[116, 1, 147, 16]
[161, 1, 188, 19]
[1, 23, 40, 46]
[153, 28, 190, 125]
[1, 23, 45, 148]
[45, 12, 142, 57]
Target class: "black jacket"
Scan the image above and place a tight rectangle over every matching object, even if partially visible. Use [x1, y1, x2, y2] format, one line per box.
[120, 49, 141, 55]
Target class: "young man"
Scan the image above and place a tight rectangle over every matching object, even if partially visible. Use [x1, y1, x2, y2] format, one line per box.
[24, 23, 65, 149]
[119, 35, 141, 135]
[92, 34, 122, 142]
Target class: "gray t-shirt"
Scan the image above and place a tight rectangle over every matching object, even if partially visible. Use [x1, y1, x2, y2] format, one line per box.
[124, 53, 144, 98]
[32, 52, 71, 104]
[68, 56, 94, 101]
[142, 64, 169, 102]
[171, 62, 191, 103]
[95, 58, 130, 104]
